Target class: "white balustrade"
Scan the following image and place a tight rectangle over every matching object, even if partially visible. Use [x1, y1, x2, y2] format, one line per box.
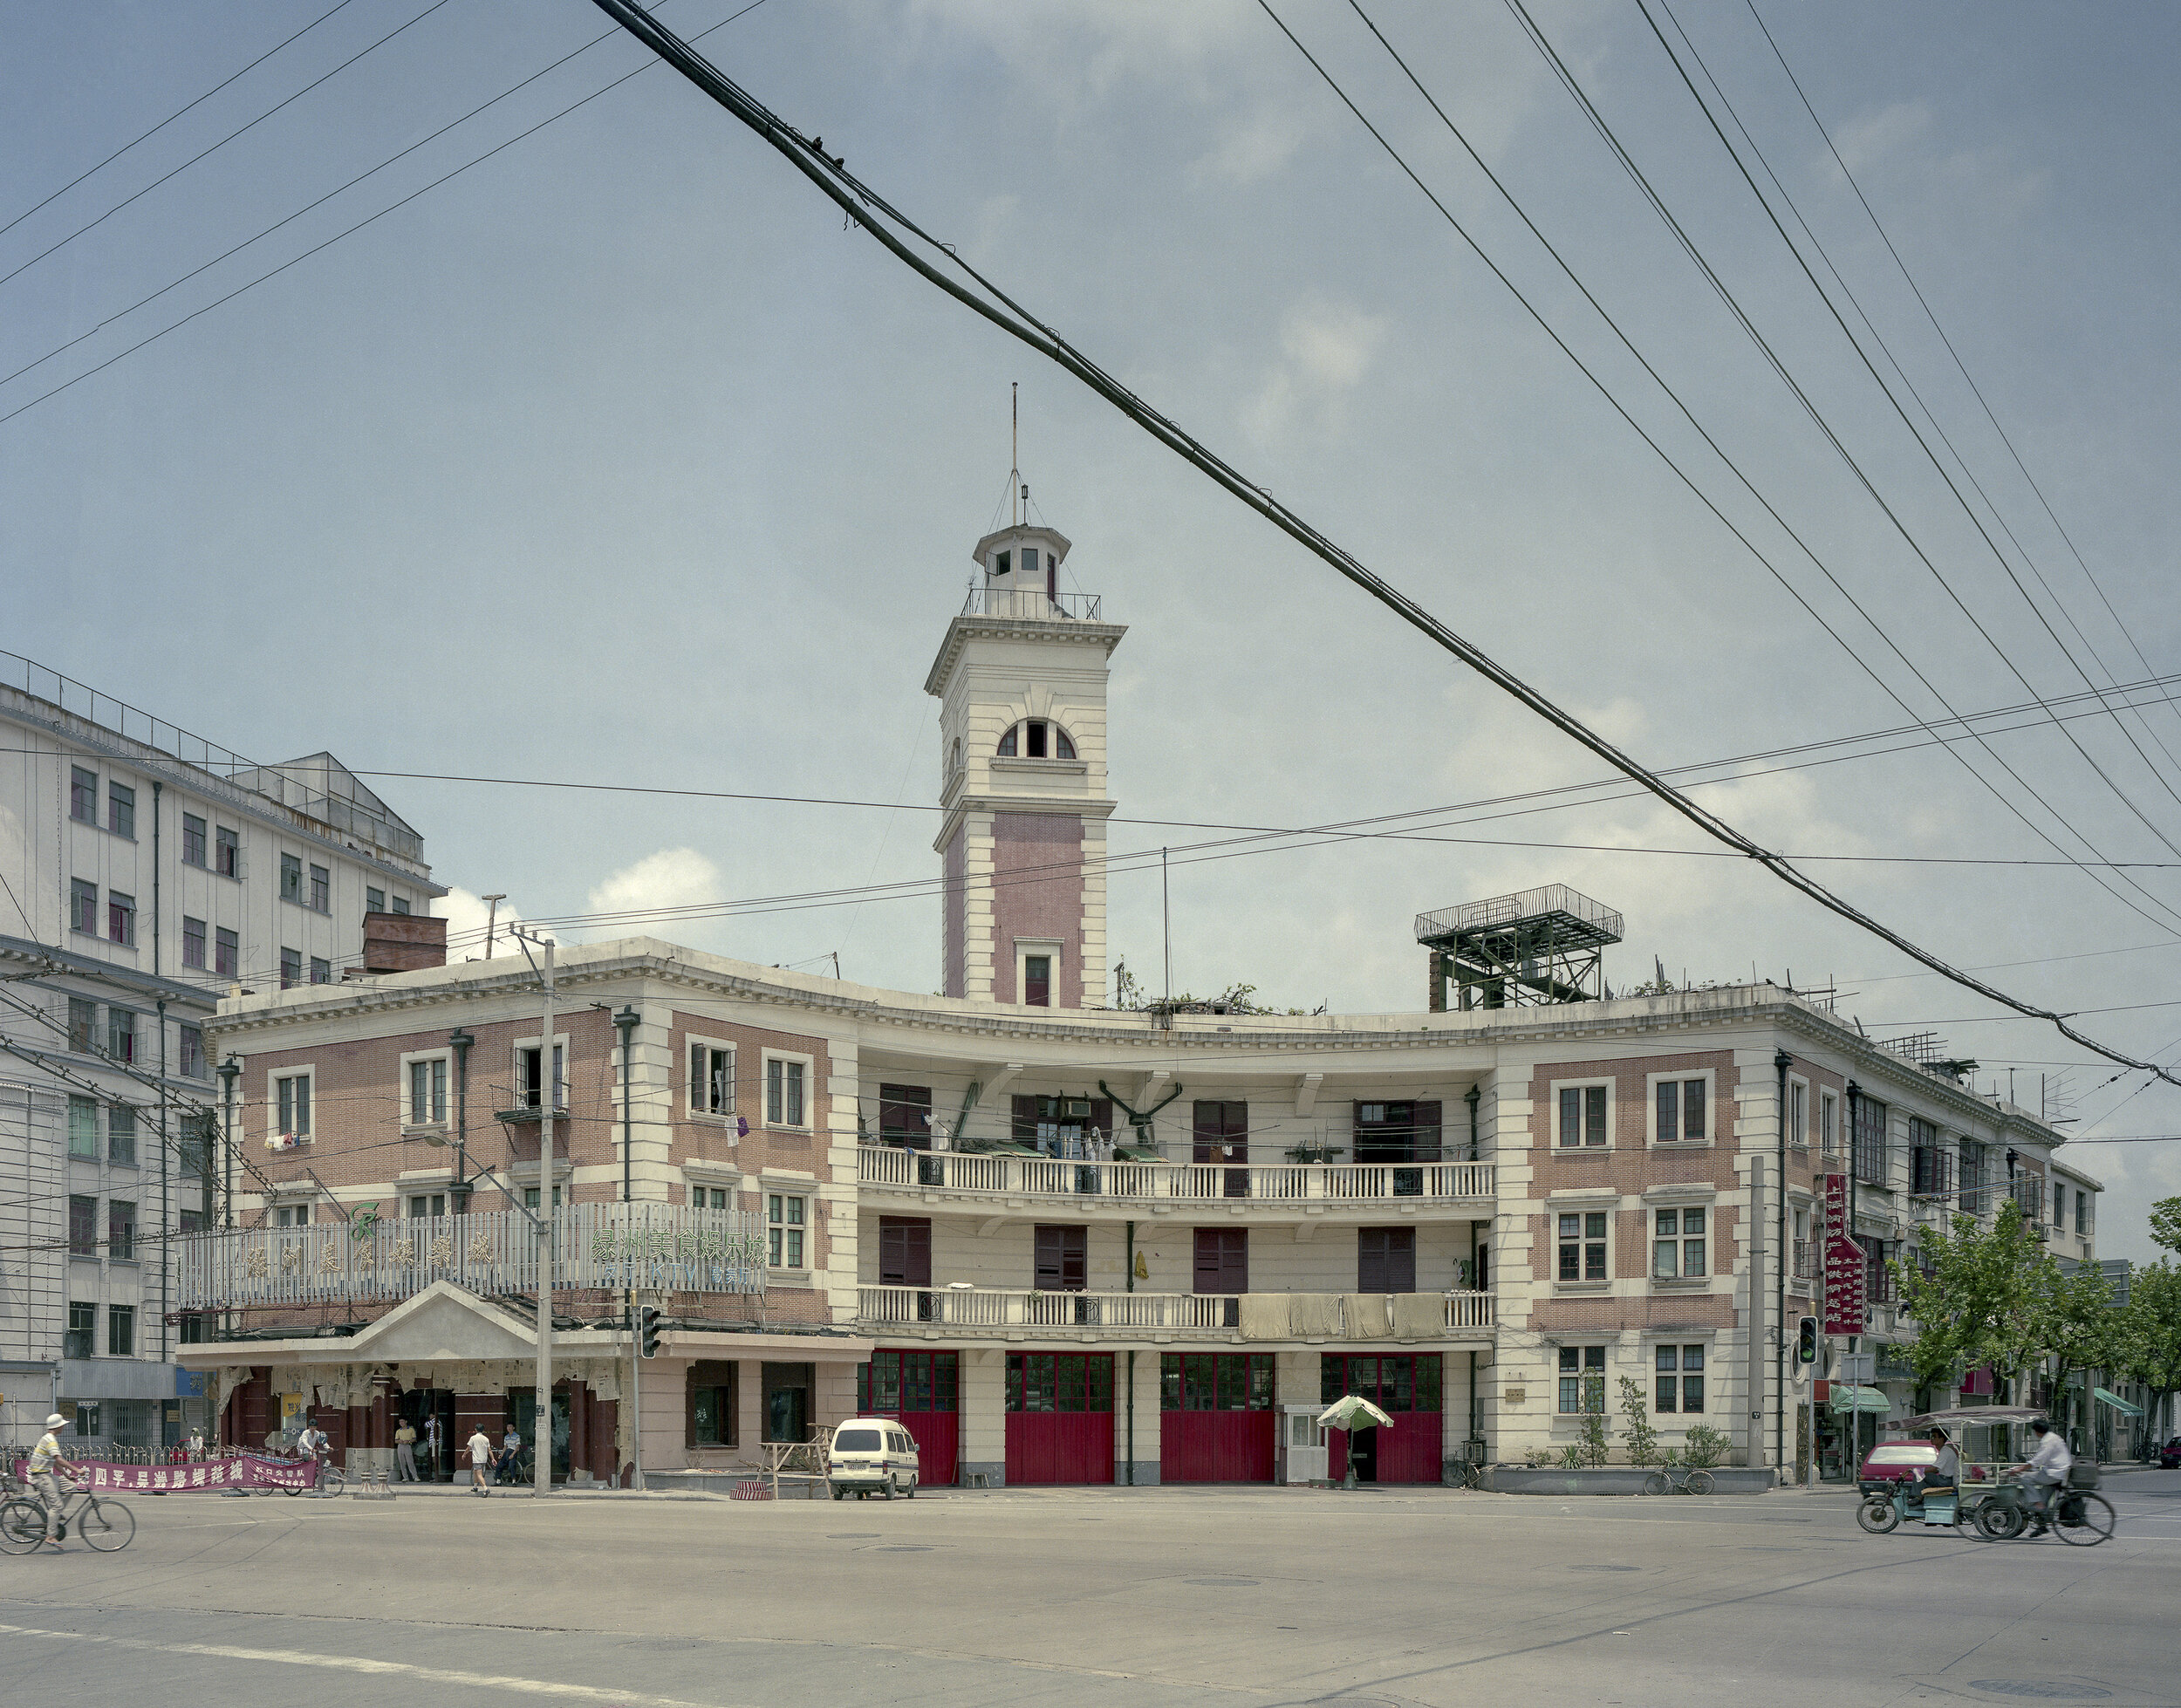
[857, 1285, 1494, 1336]
[856, 1146, 1493, 1206]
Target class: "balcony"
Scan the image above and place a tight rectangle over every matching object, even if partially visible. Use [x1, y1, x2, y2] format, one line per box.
[961, 584, 1104, 622]
[857, 1285, 1494, 1343]
[173, 1204, 767, 1311]
[857, 1146, 1493, 1213]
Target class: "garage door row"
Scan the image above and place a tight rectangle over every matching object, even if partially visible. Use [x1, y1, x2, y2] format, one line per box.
[856, 1349, 1446, 1486]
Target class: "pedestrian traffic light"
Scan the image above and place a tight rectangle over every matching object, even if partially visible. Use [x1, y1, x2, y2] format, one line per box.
[638, 1305, 662, 1358]
[1796, 1315, 1818, 1364]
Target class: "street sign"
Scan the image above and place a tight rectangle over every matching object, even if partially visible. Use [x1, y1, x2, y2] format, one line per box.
[1823, 1174, 1867, 1335]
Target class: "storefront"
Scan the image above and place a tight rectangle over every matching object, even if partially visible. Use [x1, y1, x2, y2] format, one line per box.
[1322, 1353, 1443, 1484]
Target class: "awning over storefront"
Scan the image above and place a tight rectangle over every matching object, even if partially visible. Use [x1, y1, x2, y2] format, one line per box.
[2094, 1387, 2144, 1418]
[1829, 1385, 1892, 1414]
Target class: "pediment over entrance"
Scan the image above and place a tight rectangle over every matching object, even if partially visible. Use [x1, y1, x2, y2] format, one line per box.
[346, 1281, 536, 1363]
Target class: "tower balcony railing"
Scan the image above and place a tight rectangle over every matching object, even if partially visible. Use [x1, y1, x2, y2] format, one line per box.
[856, 1285, 1494, 1341]
[858, 1144, 1493, 1208]
[961, 584, 1104, 623]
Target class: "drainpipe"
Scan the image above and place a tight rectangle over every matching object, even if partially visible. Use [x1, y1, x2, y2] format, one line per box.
[1125, 1221, 1136, 1486]
[1774, 1049, 1790, 1483]
[448, 1028, 474, 1212]
[1747, 1150, 1764, 1474]
[1464, 1083, 1480, 1163]
[160, 999, 171, 1370]
[1468, 1349, 1479, 1459]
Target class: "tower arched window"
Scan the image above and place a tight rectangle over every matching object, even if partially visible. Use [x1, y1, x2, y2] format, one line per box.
[996, 721, 1076, 761]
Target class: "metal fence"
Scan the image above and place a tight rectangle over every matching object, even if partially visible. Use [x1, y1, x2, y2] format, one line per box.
[174, 1203, 767, 1310]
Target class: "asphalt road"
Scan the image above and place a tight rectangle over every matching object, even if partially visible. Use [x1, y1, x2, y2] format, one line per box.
[3, 1470, 2176, 1708]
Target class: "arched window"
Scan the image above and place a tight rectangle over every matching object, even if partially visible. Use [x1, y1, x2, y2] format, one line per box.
[996, 721, 1076, 761]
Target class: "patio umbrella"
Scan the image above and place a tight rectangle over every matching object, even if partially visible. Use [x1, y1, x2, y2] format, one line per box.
[1317, 1395, 1394, 1432]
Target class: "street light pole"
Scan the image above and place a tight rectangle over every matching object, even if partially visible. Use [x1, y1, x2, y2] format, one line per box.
[612, 1003, 641, 1492]
[529, 935, 556, 1498]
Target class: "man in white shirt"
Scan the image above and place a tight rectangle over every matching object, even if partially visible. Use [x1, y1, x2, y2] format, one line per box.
[296, 1421, 329, 1493]
[468, 1426, 494, 1496]
[2011, 1417, 2072, 1530]
[27, 1412, 75, 1545]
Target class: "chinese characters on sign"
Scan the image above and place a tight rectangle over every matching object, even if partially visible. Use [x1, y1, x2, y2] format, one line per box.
[1822, 1172, 1867, 1335]
[9, 1454, 315, 1493]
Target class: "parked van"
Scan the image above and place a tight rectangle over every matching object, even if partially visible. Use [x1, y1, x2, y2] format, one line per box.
[828, 1418, 920, 1500]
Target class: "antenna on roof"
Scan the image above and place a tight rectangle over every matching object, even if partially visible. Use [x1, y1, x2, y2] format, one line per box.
[1010, 381, 1021, 525]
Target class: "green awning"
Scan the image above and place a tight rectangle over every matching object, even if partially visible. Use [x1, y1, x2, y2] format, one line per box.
[2094, 1387, 2144, 1418]
[1829, 1386, 1892, 1414]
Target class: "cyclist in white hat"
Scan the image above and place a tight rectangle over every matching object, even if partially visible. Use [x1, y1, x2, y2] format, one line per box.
[28, 1413, 78, 1546]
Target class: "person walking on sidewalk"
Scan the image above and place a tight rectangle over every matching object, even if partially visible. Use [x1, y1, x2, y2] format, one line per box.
[468, 1425, 493, 1495]
[394, 1418, 420, 1482]
[28, 1413, 77, 1547]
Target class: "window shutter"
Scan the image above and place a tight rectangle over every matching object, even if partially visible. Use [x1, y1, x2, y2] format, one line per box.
[1412, 1102, 1442, 1163]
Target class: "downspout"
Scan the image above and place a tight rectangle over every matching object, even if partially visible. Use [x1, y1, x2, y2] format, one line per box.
[1774, 1049, 1790, 1482]
[1125, 1220, 1136, 1486]
[1468, 1349, 1479, 1458]
[449, 1028, 474, 1212]
[1464, 1083, 1480, 1163]
[159, 997, 170, 1369]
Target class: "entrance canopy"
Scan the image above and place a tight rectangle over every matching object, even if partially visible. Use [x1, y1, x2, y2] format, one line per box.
[1897, 1405, 2044, 1431]
[1829, 1386, 1891, 1414]
[2094, 1388, 2144, 1418]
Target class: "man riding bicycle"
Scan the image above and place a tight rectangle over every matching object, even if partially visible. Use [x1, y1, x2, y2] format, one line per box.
[28, 1412, 78, 1547]
[2008, 1416, 2072, 1533]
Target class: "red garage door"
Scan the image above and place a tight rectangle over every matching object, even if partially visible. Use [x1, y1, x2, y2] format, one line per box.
[858, 1350, 960, 1486]
[1323, 1353, 1444, 1485]
[1005, 1353, 1114, 1486]
[1159, 1352, 1275, 1483]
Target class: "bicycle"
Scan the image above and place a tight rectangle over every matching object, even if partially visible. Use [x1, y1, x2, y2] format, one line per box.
[1972, 1474, 2115, 1547]
[1643, 1465, 1716, 1496]
[0, 1479, 135, 1552]
[1450, 1459, 1483, 1491]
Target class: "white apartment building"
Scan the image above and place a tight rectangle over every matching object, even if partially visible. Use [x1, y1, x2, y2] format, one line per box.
[0, 652, 442, 1451]
[170, 510, 2087, 1487]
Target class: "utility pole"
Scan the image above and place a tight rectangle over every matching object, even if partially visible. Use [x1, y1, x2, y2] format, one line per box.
[1774, 1049, 1790, 1484]
[482, 894, 506, 960]
[1747, 1152, 1764, 1477]
[517, 930, 556, 1499]
[612, 1003, 641, 1491]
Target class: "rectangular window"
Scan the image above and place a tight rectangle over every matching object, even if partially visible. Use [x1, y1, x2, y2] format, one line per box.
[277, 1074, 311, 1138]
[310, 956, 331, 986]
[215, 927, 238, 978]
[1033, 1223, 1086, 1292]
[1652, 1206, 1706, 1278]
[1655, 1076, 1706, 1142]
[108, 782, 134, 839]
[1005, 1352, 1115, 1415]
[108, 1199, 135, 1261]
[179, 1311, 208, 1343]
[2076, 1192, 2089, 1236]
[1352, 1099, 1443, 1165]
[107, 1008, 135, 1063]
[71, 878, 97, 934]
[1656, 1344, 1705, 1412]
[521, 1186, 563, 1212]
[1788, 1081, 1808, 1148]
[693, 1187, 730, 1209]
[1159, 1352, 1275, 1412]
[65, 1301, 95, 1359]
[1861, 1234, 1896, 1304]
[67, 997, 96, 1052]
[366, 886, 384, 914]
[390, 896, 409, 915]
[71, 766, 96, 822]
[107, 891, 135, 946]
[1358, 1226, 1417, 1293]
[688, 1362, 739, 1446]
[107, 1103, 136, 1166]
[1822, 1091, 1839, 1156]
[1023, 953, 1051, 1007]
[68, 1097, 99, 1158]
[766, 1058, 806, 1127]
[181, 813, 207, 866]
[279, 947, 301, 989]
[182, 915, 206, 968]
[216, 825, 239, 877]
[1193, 1226, 1248, 1295]
[1558, 1211, 1608, 1281]
[1853, 1097, 1890, 1185]
[69, 1195, 98, 1257]
[309, 864, 330, 912]
[1558, 1345, 1607, 1412]
[689, 1043, 734, 1116]
[409, 1058, 448, 1124]
[280, 852, 302, 904]
[1557, 1084, 1608, 1148]
[878, 1083, 932, 1146]
[877, 1216, 932, 1287]
[408, 1193, 448, 1218]
[108, 1304, 135, 1356]
[517, 1045, 565, 1110]
[1911, 1119, 1953, 1197]
[1320, 1353, 1441, 1412]
[2054, 1182, 2066, 1227]
[858, 1350, 960, 1417]
[274, 1204, 311, 1227]
[767, 1192, 806, 1268]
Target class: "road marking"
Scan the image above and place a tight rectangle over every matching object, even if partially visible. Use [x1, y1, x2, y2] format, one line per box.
[0, 1623, 757, 1708]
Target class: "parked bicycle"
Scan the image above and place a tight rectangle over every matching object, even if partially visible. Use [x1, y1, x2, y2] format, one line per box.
[0, 1479, 135, 1552]
[1643, 1465, 1715, 1496]
[1450, 1459, 1483, 1491]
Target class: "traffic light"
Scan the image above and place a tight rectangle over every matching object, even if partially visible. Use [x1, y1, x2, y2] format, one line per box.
[638, 1305, 662, 1359]
[1796, 1316, 1818, 1364]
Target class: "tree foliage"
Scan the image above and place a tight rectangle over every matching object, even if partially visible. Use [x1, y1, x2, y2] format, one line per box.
[1617, 1376, 1659, 1467]
[2150, 1196, 2181, 1258]
[2113, 1260, 2181, 1432]
[1895, 1199, 2053, 1398]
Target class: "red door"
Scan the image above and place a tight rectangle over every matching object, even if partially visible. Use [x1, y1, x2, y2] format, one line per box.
[1323, 1353, 1444, 1485]
[859, 1350, 959, 1486]
[1159, 1352, 1275, 1482]
[1005, 1353, 1114, 1485]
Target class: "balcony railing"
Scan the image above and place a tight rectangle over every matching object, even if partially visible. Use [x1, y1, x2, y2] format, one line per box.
[174, 1204, 767, 1311]
[961, 584, 1104, 622]
[857, 1286, 1494, 1338]
[858, 1146, 1493, 1206]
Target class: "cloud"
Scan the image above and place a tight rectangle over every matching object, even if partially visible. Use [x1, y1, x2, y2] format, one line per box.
[1829, 101, 1933, 177]
[584, 847, 726, 937]
[1244, 296, 1390, 443]
[1191, 110, 1307, 186]
[433, 886, 523, 961]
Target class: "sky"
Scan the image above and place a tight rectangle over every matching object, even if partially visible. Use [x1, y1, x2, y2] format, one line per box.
[3, 0, 2178, 1259]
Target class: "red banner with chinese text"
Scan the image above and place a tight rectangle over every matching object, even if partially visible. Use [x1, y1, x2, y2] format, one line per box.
[1823, 1173, 1867, 1336]
[10, 1454, 315, 1493]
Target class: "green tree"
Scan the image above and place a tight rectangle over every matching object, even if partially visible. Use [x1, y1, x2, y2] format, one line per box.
[2113, 1260, 2181, 1447]
[2035, 1259, 2117, 1434]
[2150, 1196, 2181, 1257]
[1576, 1371, 1610, 1468]
[1617, 1375, 1659, 1467]
[1895, 1199, 2054, 1403]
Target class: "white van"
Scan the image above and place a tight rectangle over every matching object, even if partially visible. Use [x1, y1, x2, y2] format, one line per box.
[827, 1418, 920, 1500]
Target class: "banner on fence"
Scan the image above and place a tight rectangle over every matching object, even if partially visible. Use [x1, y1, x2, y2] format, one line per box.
[10, 1454, 315, 1493]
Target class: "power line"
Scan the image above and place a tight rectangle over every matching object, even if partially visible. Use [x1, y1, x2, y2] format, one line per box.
[580, 0, 2181, 1088]
[1281, 0, 2181, 941]
[0, 1, 356, 241]
[0, 0, 456, 292]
